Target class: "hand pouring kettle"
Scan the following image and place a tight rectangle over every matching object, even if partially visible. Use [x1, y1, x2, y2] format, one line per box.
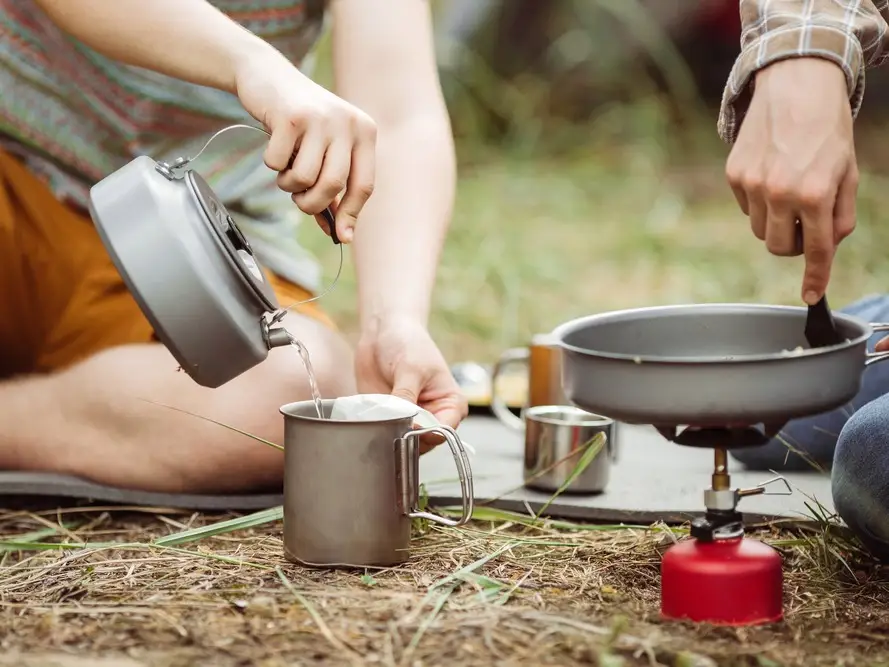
[87, 124, 341, 389]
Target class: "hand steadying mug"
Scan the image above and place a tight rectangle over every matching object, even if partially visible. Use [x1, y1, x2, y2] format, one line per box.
[355, 315, 468, 455]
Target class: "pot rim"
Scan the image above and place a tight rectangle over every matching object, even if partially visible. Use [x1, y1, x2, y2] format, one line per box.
[552, 303, 873, 365]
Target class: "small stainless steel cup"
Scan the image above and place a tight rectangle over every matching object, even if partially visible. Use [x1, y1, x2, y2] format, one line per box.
[491, 333, 620, 462]
[523, 405, 614, 494]
[279, 399, 473, 569]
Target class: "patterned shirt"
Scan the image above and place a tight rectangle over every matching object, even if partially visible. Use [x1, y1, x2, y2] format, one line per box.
[0, 0, 328, 292]
[720, 0, 889, 144]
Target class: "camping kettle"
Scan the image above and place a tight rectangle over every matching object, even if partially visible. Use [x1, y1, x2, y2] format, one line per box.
[88, 124, 340, 389]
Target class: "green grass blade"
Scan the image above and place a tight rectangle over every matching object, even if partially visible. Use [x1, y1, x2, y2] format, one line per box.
[153, 506, 284, 546]
[536, 432, 606, 517]
[1, 526, 68, 544]
[406, 540, 518, 655]
[405, 581, 458, 654]
[429, 540, 516, 592]
[0, 539, 271, 569]
[277, 567, 361, 661]
[434, 505, 657, 533]
[0, 540, 89, 551]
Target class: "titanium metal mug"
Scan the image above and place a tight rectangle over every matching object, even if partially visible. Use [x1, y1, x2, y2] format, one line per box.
[523, 405, 614, 494]
[279, 399, 474, 568]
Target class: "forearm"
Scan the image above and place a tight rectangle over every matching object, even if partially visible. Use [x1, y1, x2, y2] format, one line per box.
[330, 0, 457, 329]
[33, 0, 279, 94]
[352, 116, 456, 330]
[719, 0, 889, 143]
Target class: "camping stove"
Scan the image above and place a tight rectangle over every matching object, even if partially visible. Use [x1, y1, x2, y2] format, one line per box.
[657, 427, 792, 627]
[550, 303, 881, 625]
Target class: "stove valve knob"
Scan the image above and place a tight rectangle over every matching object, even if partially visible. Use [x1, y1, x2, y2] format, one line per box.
[737, 474, 793, 499]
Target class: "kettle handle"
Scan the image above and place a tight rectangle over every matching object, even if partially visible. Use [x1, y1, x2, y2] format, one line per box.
[276, 135, 339, 245]
[155, 123, 340, 245]
[316, 207, 340, 245]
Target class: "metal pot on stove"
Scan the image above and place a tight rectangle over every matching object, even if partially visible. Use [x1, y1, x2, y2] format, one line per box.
[87, 124, 340, 389]
[552, 303, 889, 447]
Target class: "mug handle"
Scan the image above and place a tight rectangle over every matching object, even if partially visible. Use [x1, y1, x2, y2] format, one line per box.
[397, 425, 474, 527]
[490, 347, 529, 431]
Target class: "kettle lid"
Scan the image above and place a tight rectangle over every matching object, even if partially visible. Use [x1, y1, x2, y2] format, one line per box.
[186, 169, 279, 312]
[87, 154, 289, 389]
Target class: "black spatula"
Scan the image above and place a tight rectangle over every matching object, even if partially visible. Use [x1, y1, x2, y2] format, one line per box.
[794, 223, 843, 348]
[805, 295, 843, 348]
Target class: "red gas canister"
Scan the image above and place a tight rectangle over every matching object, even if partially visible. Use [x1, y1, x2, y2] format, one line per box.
[661, 536, 783, 626]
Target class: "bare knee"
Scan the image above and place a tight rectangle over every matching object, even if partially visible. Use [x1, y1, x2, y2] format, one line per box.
[29, 315, 356, 494]
[257, 315, 357, 402]
[179, 316, 357, 492]
[167, 315, 357, 491]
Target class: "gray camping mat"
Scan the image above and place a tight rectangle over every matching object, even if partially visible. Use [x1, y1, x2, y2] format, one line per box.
[421, 416, 834, 525]
[0, 416, 833, 524]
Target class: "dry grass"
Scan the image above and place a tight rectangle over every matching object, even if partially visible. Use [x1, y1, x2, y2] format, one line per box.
[0, 506, 887, 667]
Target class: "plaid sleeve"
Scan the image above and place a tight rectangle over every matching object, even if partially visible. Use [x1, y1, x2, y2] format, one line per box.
[718, 0, 889, 144]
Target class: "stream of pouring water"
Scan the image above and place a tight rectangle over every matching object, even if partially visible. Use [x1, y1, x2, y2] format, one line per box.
[288, 334, 325, 419]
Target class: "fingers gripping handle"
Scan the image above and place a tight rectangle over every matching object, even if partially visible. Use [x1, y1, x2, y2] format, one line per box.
[166, 123, 340, 245]
[266, 127, 339, 245]
[317, 207, 340, 245]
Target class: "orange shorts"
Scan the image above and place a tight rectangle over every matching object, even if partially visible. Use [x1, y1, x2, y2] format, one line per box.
[0, 148, 335, 378]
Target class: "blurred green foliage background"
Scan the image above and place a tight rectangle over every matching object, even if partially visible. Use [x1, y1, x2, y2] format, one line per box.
[299, 0, 889, 364]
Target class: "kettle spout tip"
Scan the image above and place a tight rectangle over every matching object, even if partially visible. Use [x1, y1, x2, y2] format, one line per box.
[266, 326, 293, 349]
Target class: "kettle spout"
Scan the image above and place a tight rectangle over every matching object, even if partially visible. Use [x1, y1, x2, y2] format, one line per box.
[265, 326, 293, 350]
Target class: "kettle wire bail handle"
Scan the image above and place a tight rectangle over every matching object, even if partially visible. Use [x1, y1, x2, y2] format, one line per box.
[154, 123, 339, 245]
[156, 122, 345, 327]
[401, 425, 474, 527]
[266, 239, 345, 325]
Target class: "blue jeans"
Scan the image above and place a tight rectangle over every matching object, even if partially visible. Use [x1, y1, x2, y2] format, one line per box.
[729, 294, 889, 560]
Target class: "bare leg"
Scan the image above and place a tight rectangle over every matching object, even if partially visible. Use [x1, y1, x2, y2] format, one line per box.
[0, 314, 356, 494]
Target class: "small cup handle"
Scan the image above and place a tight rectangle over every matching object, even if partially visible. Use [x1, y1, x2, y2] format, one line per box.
[490, 347, 529, 431]
[865, 322, 889, 367]
[398, 425, 474, 527]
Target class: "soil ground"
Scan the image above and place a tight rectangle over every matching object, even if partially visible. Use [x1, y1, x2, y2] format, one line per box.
[0, 507, 887, 667]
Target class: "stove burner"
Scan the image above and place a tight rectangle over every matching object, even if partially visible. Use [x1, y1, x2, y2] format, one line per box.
[656, 424, 786, 449]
